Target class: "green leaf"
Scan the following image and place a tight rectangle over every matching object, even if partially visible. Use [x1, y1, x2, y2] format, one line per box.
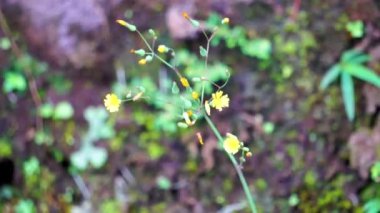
[23, 157, 40, 177]
[180, 96, 192, 108]
[343, 63, 380, 88]
[156, 176, 172, 190]
[0, 37, 11, 50]
[34, 129, 53, 145]
[199, 46, 207, 57]
[3, 72, 27, 93]
[53, 102, 74, 120]
[147, 142, 165, 160]
[342, 50, 362, 62]
[349, 54, 371, 64]
[89, 147, 108, 168]
[346, 20, 364, 38]
[341, 72, 355, 121]
[364, 198, 380, 213]
[171, 82, 179, 94]
[242, 39, 271, 60]
[371, 161, 380, 182]
[38, 103, 54, 118]
[263, 122, 275, 134]
[320, 65, 341, 89]
[15, 199, 36, 213]
[70, 150, 88, 170]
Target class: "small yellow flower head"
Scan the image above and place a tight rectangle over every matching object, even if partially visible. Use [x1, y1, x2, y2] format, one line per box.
[157, 45, 169, 53]
[116, 19, 128, 27]
[180, 77, 190, 88]
[221, 17, 230, 25]
[138, 59, 147, 65]
[187, 110, 193, 117]
[210, 91, 229, 111]
[192, 91, 199, 100]
[223, 133, 241, 154]
[116, 19, 136, 31]
[104, 93, 121, 113]
[181, 12, 200, 27]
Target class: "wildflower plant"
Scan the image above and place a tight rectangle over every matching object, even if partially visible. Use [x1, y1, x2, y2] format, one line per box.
[106, 14, 257, 212]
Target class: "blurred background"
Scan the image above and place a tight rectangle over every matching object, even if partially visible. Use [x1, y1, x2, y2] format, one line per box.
[1, 0, 380, 212]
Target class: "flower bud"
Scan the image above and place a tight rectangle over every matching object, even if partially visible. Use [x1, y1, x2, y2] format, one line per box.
[180, 77, 190, 88]
[246, 152, 252, 158]
[134, 49, 146, 56]
[157, 45, 169, 53]
[116, 19, 136, 31]
[145, 55, 153, 62]
[221, 17, 230, 25]
[192, 91, 199, 100]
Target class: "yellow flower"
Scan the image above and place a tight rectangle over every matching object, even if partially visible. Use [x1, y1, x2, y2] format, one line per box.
[180, 77, 190, 88]
[210, 91, 229, 111]
[223, 133, 241, 154]
[221, 17, 230, 25]
[157, 45, 168, 53]
[192, 91, 199, 100]
[104, 93, 121, 113]
[138, 59, 147, 65]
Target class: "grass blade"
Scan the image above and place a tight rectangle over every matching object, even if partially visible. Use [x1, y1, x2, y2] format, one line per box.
[341, 72, 355, 121]
[344, 63, 380, 88]
[320, 65, 341, 90]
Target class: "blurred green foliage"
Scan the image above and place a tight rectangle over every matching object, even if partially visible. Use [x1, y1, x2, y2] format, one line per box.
[70, 107, 114, 170]
[15, 199, 36, 213]
[207, 13, 272, 60]
[0, 138, 12, 157]
[371, 162, 380, 182]
[3, 71, 27, 93]
[0, 37, 11, 50]
[346, 20, 364, 38]
[320, 50, 380, 121]
[38, 101, 74, 120]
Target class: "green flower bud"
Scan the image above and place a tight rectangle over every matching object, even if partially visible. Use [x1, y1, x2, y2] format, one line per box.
[134, 49, 146, 56]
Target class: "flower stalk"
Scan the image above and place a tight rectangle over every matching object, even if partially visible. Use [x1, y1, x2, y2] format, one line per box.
[204, 114, 257, 213]
[115, 15, 258, 212]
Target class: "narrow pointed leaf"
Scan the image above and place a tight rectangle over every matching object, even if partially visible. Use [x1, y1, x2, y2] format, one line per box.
[350, 54, 371, 64]
[344, 63, 380, 88]
[320, 65, 341, 90]
[342, 50, 361, 62]
[341, 72, 355, 121]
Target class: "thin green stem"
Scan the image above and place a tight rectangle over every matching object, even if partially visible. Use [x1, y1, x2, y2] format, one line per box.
[204, 114, 257, 213]
[136, 30, 182, 78]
